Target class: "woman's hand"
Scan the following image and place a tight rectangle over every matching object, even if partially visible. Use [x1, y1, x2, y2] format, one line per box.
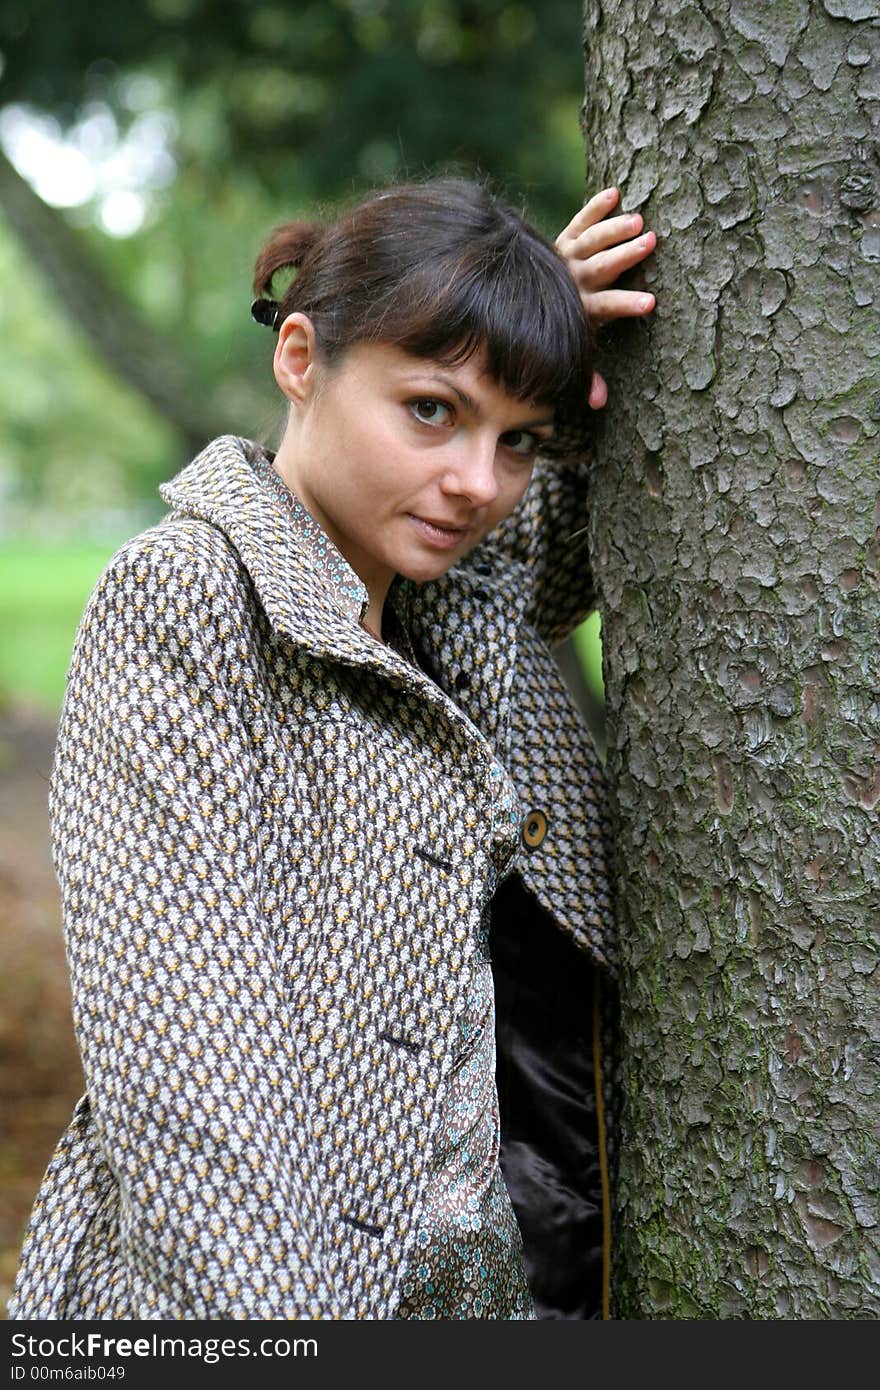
[555, 187, 657, 409]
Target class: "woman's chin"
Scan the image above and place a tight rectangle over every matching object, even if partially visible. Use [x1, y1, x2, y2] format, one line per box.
[399, 537, 480, 584]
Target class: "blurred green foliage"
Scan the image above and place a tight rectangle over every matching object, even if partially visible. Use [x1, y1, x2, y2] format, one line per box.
[573, 610, 603, 699]
[0, 1, 586, 232]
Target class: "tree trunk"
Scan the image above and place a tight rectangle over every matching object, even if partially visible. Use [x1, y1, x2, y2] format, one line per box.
[0, 147, 231, 454]
[582, 0, 879, 1318]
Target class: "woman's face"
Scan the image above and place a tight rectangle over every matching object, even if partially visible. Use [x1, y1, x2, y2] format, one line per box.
[273, 325, 556, 600]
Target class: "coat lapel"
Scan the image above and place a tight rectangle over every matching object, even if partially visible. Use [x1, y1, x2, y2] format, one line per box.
[406, 557, 528, 746]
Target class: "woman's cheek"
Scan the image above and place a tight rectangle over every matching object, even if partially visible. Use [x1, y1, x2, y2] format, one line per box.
[497, 468, 534, 522]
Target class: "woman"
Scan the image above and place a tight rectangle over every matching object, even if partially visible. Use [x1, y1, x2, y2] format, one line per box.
[8, 176, 655, 1320]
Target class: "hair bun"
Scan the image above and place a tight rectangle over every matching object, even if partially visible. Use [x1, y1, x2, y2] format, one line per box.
[252, 221, 324, 298]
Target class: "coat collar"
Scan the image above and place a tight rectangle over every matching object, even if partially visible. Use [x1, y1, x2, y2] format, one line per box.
[160, 434, 363, 621]
[158, 437, 527, 747]
[159, 435, 410, 675]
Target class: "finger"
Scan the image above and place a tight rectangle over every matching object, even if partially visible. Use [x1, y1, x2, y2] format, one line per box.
[565, 213, 645, 261]
[588, 371, 608, 410]
[570, 232, 657, 293]
[583, 289, 656, 323]
[555, 187, 620, 246]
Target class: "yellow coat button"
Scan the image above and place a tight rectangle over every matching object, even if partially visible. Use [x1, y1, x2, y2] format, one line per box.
[521, 810, 548, 850]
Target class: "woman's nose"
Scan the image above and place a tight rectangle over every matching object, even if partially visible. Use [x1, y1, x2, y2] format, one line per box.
[442, 436, 500, 507]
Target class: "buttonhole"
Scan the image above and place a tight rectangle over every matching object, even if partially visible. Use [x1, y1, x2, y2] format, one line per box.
[378, 1029, 423, 1055]
[454, 672, 470, 691]
[415, 846, 453, 873]
[341, 1214, 385, 1238]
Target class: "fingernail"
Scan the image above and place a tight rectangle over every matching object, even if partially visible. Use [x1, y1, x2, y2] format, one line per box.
[639, 294, 655, 310]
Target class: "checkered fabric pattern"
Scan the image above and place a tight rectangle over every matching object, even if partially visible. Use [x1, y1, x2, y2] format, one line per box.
[8, 435, 615, 1320]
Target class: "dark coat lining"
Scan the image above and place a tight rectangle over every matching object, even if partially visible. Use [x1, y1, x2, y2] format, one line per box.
[491, 871, 605, 1320]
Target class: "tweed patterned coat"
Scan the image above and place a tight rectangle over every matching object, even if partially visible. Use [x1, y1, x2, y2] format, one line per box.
[9, 434, 615, 1320]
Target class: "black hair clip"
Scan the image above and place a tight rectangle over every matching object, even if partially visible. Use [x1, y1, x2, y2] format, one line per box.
[251, 297, 281, 330]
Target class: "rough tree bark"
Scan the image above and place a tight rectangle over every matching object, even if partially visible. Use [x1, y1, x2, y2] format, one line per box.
[581, 0, 879, 1318]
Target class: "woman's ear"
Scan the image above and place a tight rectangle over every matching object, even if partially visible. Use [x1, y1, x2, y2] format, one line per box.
[274, 312, 319, 404]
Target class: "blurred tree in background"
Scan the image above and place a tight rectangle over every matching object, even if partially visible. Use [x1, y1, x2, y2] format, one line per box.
[0, 0, 589, 528]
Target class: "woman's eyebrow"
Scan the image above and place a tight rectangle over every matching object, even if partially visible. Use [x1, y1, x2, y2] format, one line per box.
[403, 373, 555, 430]
[399, 372, 479, 410]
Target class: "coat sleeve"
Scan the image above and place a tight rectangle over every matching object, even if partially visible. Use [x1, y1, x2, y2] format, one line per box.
[50, 536, 340, 1319]
[484, 454, 596, 647]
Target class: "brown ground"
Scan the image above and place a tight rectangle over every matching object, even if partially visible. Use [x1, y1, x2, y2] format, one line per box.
[0, 702, 83, 1317]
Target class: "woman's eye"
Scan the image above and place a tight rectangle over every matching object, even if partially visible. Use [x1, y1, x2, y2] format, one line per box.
[500, 429, 539, 457]
[410, 399, 452, 426]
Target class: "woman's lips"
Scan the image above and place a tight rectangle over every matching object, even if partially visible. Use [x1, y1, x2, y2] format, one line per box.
[408, 514, 471, 549]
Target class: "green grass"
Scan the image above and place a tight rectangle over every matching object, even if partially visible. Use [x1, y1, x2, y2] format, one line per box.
[0, 541, 122, 712]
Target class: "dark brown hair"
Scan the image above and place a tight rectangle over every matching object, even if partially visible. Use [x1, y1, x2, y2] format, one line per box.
[252, 177, 595, 457]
